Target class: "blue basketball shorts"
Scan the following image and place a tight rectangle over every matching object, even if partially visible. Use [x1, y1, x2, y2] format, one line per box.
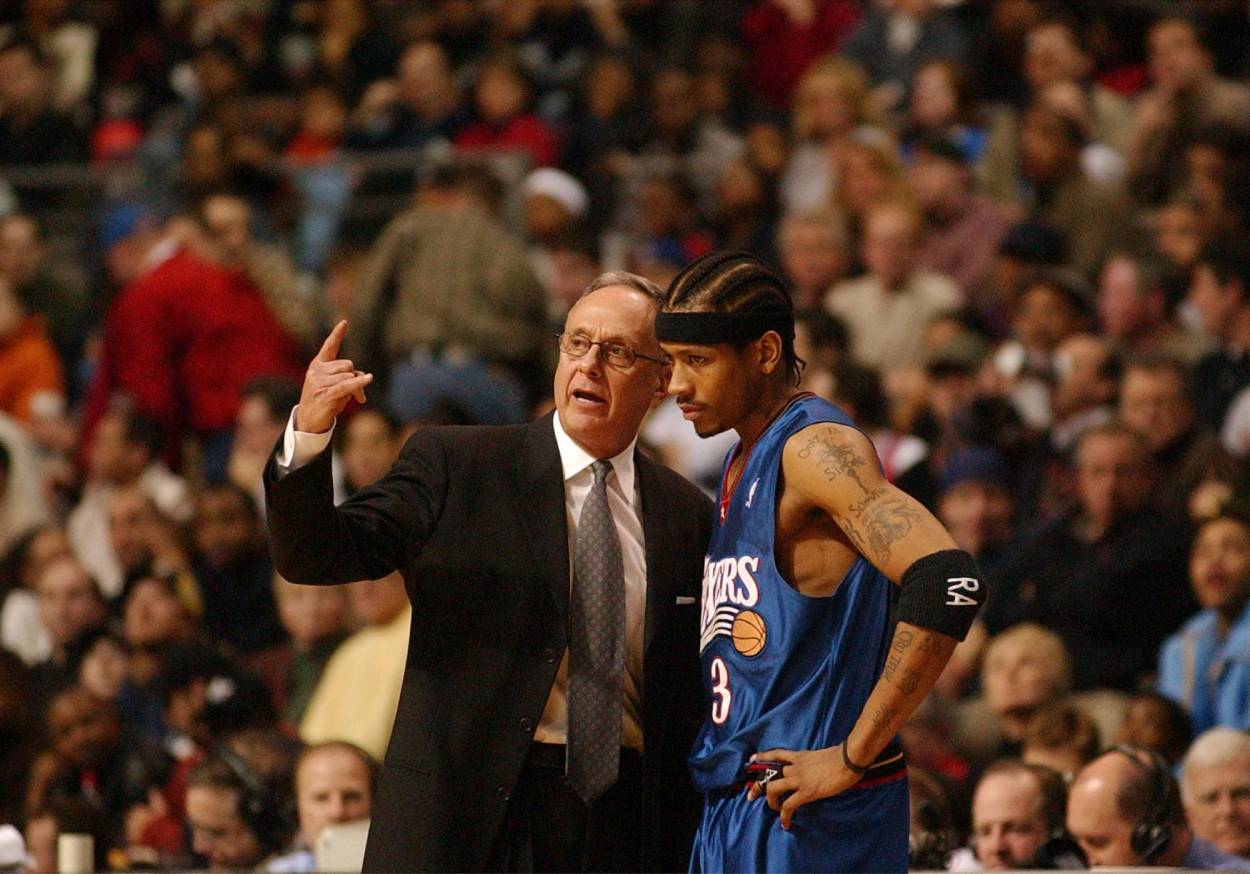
[689, 775, 909, 873]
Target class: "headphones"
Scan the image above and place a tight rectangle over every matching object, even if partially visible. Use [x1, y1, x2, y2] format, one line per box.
[213, 746, 299, 852]
[1111, 745, 1176, 863]
[908, 800, 951, 870]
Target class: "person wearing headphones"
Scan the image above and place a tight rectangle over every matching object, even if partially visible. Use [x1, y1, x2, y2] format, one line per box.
[1067, 745, 1250, 869]
[953, 760, 1071, 871]
[184, 748, 297, 873]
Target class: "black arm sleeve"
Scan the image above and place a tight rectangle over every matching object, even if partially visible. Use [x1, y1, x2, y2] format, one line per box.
[896, 549, 986, 641]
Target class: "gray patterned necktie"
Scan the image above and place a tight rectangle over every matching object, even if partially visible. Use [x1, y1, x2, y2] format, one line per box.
[567, 459, 625, 804]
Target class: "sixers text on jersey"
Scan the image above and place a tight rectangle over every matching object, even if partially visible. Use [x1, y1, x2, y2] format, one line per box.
[699, 554, 761, 652]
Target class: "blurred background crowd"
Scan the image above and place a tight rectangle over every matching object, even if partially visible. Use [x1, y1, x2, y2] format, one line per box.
[1, 0, 1250, 870]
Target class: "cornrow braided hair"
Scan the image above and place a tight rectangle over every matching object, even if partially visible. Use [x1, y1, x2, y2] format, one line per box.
[664, 251, 804, 384]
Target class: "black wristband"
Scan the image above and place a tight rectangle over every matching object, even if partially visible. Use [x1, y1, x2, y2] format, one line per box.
[842, 741, 869, 775]
[896, 549, 986, 641]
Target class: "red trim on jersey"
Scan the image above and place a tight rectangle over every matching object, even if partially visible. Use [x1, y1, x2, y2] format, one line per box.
[854, 768, 908, 790]
[718, 392, 818, 523]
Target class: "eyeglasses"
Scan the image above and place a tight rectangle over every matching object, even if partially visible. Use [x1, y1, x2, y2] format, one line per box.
[556, 332, 669, 370]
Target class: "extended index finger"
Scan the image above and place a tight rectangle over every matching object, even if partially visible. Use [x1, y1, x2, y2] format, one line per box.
[316, 320, 349, 362]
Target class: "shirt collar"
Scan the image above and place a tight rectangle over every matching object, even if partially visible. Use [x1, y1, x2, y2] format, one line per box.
[552, 412, 637, 500]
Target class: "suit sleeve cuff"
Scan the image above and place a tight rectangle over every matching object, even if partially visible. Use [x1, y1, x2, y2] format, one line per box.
[275, 406, 335, 476]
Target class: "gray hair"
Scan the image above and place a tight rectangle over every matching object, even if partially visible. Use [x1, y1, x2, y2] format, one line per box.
[580, 271, 665, 307]
[1181, 728, 1250, 803]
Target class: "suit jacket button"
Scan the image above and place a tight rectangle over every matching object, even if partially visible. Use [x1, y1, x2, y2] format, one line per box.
[518, 717, 533, 733]
[496, 786, 510, 801]
[543, 648, 557, 664]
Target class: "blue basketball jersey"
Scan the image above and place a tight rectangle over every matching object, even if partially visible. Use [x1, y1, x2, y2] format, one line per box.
[687, 394, 908, 872]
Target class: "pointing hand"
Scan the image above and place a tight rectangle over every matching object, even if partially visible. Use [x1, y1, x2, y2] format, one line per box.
[296, 320, 373, 433]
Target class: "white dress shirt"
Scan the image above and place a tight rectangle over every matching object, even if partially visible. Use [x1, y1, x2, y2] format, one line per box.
[277, 407, 647, 751]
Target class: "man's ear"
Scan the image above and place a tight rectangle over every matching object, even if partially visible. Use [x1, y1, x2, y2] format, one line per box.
[757, 331, 783, 376]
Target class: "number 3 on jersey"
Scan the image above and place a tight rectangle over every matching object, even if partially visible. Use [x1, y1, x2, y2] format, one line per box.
[710, 657, 732, 724]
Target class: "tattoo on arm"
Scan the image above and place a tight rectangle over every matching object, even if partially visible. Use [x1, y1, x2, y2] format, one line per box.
[798, 431, 871, 494]
[887, 631, 937, 694]
[870, 703, 898, 735]
[841, 517, 869, 554]
[897, 667, 923, 696]
[882, 630, 914, 680]
[844, 488, 924, 565]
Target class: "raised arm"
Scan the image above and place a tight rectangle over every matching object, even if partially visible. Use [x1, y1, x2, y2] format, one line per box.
[265, 322, 446, 585]
[752, 423, 985, 828]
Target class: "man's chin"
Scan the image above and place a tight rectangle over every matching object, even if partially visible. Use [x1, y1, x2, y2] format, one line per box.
[559, 404, 609, 436]
[1215, 833, 1250, 858]
[693, 420, 728, 439]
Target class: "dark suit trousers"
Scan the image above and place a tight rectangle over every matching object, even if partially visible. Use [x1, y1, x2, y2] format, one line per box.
[485, 744, 644, 872]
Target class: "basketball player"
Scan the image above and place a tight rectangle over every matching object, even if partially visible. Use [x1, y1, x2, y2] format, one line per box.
[657, 252, 986, 872]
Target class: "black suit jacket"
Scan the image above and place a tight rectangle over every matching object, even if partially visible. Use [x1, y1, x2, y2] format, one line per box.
[264, 414, 713, 872]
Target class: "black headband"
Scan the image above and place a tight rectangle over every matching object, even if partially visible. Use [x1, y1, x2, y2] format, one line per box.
[655, 310, 795, 345]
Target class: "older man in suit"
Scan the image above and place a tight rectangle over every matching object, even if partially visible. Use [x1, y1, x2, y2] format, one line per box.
[264, 272, 712, 872]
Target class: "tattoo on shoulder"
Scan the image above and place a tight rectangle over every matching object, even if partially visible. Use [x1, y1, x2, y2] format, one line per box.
[845, 490, 924, 564]
[797, 429, 871, 494]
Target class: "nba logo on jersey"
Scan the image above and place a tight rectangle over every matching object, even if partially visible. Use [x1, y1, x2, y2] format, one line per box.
[699, 554, 766, 655]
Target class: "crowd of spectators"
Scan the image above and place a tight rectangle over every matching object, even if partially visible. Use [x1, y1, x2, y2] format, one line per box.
[2, 0, 1250, 870]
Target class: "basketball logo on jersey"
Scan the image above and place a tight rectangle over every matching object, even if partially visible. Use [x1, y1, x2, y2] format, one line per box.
[731, 610, 767, 656]
[699, 554, 764, 654]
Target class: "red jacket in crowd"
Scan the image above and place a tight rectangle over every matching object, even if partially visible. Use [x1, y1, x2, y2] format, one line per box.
[455, 114, 562, 168]
[742, 0, 862, 108]
[82, 248, 305, 459]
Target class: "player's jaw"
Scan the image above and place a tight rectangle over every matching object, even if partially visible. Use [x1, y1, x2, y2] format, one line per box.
[672, 387, 708, 424]
[675, 388, 750, 440]
[664, 344, 749, 438]
[676, 395, 724, 437]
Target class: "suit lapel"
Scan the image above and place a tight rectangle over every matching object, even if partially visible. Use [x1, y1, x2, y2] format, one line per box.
[516, 414, 571, 626]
